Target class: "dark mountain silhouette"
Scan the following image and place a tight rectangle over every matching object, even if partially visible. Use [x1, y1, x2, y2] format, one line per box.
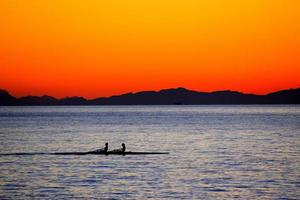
[0, 87, 299, 105]
[90, 88, 272, 105]
[19, 95, 57, 105]
[0, 89, 18, 106]
[57, 97, 88, 105]
[266, 88, 300, 104]
[17, 95, 88, 105]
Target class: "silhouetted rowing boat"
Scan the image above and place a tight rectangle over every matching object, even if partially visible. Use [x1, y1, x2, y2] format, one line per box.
[54, 151, 169, 155]
[0, 151, 169, 156]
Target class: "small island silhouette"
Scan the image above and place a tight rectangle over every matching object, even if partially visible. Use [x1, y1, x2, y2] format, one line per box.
[0, 87, 299, 106]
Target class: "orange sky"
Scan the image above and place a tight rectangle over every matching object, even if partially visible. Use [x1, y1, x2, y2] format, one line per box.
[0, 0, 299, 98]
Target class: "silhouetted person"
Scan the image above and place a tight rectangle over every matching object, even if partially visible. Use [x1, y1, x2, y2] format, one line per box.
[94, 142, 108, 153]
[111, 143, 126, 154]
[104, 142, 108, 153]
[121, 143, 126, 153]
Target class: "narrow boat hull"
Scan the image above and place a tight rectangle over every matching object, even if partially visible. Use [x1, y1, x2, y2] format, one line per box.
[1, 152, 169, 156]
[54, 151, 169, 155]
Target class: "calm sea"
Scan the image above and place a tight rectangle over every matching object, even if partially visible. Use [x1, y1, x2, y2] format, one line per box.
[0, 105, 299, 199]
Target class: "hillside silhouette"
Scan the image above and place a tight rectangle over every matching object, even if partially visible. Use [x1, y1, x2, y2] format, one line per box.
[0, 87, 299, 106]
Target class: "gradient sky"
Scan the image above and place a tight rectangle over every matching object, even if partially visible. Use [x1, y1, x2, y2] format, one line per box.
[1, 0, 299, 98]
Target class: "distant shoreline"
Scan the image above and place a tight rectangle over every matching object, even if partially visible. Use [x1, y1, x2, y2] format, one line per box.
[1, 87, 299, 106]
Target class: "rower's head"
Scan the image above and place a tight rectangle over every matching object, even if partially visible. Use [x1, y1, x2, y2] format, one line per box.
[105, 142, 108, 146]
[122, 143, 126, 148]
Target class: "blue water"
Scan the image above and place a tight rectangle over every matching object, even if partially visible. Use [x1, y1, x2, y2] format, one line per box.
[0, 105, 299, 199]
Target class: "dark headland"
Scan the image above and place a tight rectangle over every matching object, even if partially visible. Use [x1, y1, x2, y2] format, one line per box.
[0, 87, 299, 106]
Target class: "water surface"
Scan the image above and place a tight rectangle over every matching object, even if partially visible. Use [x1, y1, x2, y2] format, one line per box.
[0, 105, 299, 199]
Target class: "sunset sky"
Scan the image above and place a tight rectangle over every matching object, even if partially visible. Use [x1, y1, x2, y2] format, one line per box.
[1, 0, 299, 98]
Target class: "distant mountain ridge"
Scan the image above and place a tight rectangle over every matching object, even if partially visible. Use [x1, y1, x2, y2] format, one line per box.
[0, 87, 299, 105]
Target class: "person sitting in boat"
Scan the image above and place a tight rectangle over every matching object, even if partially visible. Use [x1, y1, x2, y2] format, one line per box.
[95, 142, 108, 153]
[121, 143, 126, 153]
[104, 142, 109, 153]
[111, 143, 126, 153]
